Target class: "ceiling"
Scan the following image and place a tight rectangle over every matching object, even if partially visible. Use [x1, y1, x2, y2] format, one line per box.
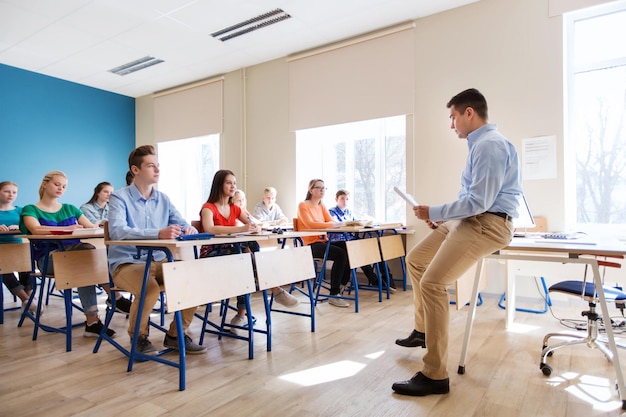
[0, 0, 476, 98]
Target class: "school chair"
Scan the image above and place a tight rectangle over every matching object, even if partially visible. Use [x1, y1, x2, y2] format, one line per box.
[0, 241, 32, 324]
[171, 252, 259, 360]
[253, 245, 317, 338]
[378, 234, 407, 291]
[340, 237, 383, 312]
[50, 247, 110, 351]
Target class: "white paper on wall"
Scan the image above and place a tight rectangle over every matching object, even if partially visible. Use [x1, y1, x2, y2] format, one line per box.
[522, 135, 557, 180]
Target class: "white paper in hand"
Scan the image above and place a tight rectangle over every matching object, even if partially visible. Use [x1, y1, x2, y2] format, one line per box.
[393, 186, 419, 207]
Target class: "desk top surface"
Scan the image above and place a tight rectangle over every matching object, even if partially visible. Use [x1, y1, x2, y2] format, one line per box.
[303, 223, 406, 233]
[106, 230, 324, 248]
[18, 232, 104, 240]
[503, 236, 626, 256]
[0, 229, 21, 236]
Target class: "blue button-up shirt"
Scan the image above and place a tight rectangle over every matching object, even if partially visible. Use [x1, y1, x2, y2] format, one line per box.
[107, 183, 189, 273]
[429, 124, 522, 222]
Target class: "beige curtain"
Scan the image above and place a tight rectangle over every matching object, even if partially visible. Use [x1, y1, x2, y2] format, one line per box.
[153, 78, 223, 142]
[288, 24, 415, 131]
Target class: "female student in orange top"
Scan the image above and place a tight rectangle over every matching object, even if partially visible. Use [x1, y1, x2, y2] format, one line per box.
[199, 170, 298, 334]
[296, 179, 351, 308]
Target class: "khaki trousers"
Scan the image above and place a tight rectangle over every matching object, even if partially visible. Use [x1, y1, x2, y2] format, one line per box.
[113, 261, 197, 339]
[406, 213, 513, 380]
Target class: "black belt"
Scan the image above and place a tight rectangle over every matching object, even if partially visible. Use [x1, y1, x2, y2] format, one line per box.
[487, 212, 511, 222]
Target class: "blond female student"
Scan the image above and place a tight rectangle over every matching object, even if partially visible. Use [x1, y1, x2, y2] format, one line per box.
[19, 171, 120, 337]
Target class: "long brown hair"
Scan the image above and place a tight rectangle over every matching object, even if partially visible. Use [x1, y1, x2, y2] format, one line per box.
[206, 169, 235, 204]
[86, 181, 112, 204]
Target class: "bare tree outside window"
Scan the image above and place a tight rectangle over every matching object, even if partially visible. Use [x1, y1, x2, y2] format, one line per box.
[569, 4, 626, 229]
[296, 115, 406, 223]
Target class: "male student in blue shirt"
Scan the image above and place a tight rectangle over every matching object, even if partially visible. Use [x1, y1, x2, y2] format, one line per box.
[107, 144, 206, 355]
[392, 88, 522, 396]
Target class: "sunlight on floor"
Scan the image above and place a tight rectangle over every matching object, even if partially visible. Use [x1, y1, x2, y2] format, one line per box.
[279, 360, 367, 386]
[547, 371, 622, 412]
[505, 322, 542, 334]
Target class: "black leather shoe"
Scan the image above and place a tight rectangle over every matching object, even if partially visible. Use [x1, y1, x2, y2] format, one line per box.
[395, 330, 426, 348]
[392, 372, 450, 396]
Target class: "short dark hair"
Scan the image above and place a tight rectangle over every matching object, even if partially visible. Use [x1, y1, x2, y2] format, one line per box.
[128, 145, 155, 170]
[206, 169, 235, 203]
[446, 88, 488, 120]
[335, 189, 349, 199]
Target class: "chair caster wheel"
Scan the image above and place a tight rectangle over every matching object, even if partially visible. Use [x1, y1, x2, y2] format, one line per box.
[540, 363, 552, 376]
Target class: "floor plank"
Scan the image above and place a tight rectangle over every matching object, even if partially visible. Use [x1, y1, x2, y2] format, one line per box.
[2, 284, 626, 417]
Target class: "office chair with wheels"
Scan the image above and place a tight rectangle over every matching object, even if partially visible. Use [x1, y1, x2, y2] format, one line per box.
[539, 254, 626, 377]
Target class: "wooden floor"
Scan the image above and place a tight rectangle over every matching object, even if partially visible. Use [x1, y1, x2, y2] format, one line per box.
[2, 284, 626, 417]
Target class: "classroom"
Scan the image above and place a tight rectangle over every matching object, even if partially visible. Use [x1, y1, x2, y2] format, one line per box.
[1, 0, 626, 416]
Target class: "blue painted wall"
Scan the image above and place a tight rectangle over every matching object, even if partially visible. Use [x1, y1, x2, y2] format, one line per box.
[0, 64, 135, 208]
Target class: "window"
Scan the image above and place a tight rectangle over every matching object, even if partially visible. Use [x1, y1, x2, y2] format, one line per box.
[296, 115, 406, 223]
[157, 134, 219, 222]
[565, 1, 626, 233]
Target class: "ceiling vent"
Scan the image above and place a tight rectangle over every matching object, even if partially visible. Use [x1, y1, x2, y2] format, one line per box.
[109, 56, 164, 76]
[211, 8, 291, 42]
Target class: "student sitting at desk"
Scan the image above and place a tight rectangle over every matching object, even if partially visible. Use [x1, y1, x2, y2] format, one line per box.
[199, 170, 299, 334]
[20, 170, 122, 337]
[80, 181, 113, 226]
[252, 186, 288, 225]
[329, 189, 395, 291]
[297, 179, 352, 308]
[231, 189, 260, 225]
[107, 146, 206, 355]
[0, 180, 38, 314]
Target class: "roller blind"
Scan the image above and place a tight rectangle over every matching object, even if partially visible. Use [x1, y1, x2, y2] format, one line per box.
[288, 24, 415, 131]
[153, 78, 223, 142]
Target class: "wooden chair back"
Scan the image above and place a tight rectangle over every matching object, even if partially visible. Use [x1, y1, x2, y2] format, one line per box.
[0, 241, 31, 274]
[51, 248, 109, 290]
[292, 218, 299, 231]
[191, 220, 202, 231]
[162, 253, 256, 312]
[378, 234, 405, 261]
[345, 238, 382, 269]
[254, 246, 316, 290]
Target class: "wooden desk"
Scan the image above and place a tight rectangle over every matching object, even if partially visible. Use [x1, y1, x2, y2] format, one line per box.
[301, 224, 404, 310]
[102, 234, 272, 390]
[17, 232, 105, 351]
[459, 237, 626, 407]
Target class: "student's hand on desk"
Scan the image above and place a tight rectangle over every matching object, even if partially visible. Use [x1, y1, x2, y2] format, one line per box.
[182, 226, 198, 236]
[246, 223, 259, 233]
[159, 225, 184, 239]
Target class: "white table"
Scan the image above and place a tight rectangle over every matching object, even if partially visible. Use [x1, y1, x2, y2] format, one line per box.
[459, 236, 626, 408]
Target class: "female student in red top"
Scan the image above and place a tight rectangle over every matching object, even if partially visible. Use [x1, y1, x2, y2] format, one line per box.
[199, 169, 298, 334]
[296, 179, 351, 308]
